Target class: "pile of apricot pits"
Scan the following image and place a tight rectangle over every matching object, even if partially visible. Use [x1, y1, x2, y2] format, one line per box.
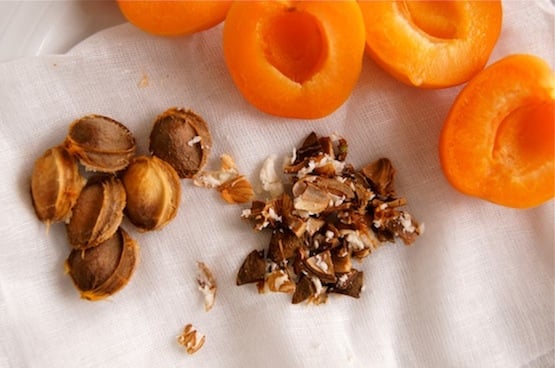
[117, 0, 554, 208]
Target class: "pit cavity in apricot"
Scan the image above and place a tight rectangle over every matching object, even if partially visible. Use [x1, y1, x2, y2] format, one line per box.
[223, 0, 366, 119]
[358, 0, 502, 88]
[439, 54, 555, 208]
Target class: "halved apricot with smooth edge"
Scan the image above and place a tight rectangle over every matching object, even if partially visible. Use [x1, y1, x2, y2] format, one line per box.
[358, 0, 502, 88]
[439, 54, 555, 208]
[223, 0, 366, 119]
[117, 1, 232, 36]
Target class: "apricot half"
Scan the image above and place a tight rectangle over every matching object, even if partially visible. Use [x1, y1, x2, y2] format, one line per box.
[223, 0, 366, 119]
[117, 1, 232, 36]
[439, 54, 555, 208]
[358, 1, 502, 88]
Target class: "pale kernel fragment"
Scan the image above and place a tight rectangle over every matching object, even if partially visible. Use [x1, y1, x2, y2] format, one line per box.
[218, 175, 254, 204]
[187, 135, 202, 146]
[177, 324, 205, 355]
[196, 261, 216, 312]
[195, 154, 254, 204]
[193, 155, 238, 188]
[259, 154, 284, 198]
[138, 73, 149, 88]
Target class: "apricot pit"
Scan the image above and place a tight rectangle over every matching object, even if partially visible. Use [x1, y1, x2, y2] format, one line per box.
[65, 114, 136, 173]
[122, 155, 181, 232]
[149, 108, 212, 178]
[66, 175, 127, 250]
[66, 227, 139, 301]
[30, 146, 86, 224]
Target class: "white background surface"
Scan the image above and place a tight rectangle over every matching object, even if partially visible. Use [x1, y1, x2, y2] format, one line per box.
[0, 1, 124, 62]
[0, 1, 554, 368]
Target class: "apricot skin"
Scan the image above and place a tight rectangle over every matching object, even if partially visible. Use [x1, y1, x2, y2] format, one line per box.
[223, 1, 366, 119]
[117, 1, 232, 36]
[358, 1, 502, 88]
[439, 54, 555, 209]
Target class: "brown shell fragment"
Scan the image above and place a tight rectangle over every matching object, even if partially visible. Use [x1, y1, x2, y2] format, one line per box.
[267, 228, 303, 263]
[291, 275, 316, 304]
[332, 270, 364, 298]
[66, 175, 126, 249]
[331, 245, 352, 274]
[65, 114, 136, 172]
[292, 180, 330, 214]
[373, 205, 422, 245]
[305, 250, 336, 283]
[294, 132, 322, 164]
[149, 107, 212, 178]
[122, 155, 181, 232]
[65, 227, 139, 301]
[360, 158, 396, 198]
[292, 176, 356, 214]
[236, 250, 266, 285]
[30, 145, 86, 224]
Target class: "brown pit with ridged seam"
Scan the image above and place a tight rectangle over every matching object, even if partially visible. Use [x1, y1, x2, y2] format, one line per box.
[149, 107, 212, 178]
[30, 145, 86, 225]
[65, 227, 139, 301]
[65, 114, 136, 173]
[122, 155, 181, 232]
[66, 175, 126, 250]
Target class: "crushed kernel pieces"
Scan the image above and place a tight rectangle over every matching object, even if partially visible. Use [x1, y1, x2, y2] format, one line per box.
[238, 132, 424, 305]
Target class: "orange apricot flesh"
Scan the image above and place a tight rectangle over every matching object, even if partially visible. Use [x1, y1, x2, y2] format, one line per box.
[223, 0, 366, 119]
[117, 1, 232, 36]
[439, 54, 555, 208]
[358, 0, 502, 88]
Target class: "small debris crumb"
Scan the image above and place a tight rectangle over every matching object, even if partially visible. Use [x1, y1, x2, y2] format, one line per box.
[196, 261, 216, 311]
[177, 324, 205, 355]
[187, 136, 202, 146]
[138, 73, 149, 88]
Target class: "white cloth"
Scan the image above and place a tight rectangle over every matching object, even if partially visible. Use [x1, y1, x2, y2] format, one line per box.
[0, 2, 553, 367]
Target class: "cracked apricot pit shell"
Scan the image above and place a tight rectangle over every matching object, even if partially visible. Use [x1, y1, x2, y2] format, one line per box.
[359, 1, 502, 88]
[223, 0, 366, 119]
